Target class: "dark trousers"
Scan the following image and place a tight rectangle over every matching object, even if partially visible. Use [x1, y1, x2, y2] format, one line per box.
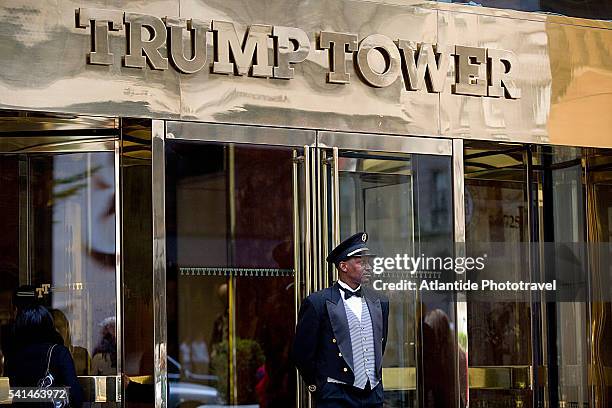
[316, 382, 384, 408]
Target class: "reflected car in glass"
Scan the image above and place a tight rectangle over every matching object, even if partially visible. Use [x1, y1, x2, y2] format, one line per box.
[168, 356, 221, 407]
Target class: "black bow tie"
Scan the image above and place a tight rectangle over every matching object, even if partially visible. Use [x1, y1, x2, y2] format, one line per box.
[343, 288, 362, 300]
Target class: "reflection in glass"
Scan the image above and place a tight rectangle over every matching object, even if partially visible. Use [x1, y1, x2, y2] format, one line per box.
[585, 148, 612, 408]
[536, 146, 589, 408]
[121, 118, 155, 406]
[165, 140, 297, 407]
[464, 142, 532, 407]
[0, 152, 118, 377]
[537, 146, 612, 408]
[465, 143, 612, 407]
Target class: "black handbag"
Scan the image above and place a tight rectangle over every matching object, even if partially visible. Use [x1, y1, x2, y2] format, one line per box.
[37, 344, 69, 408]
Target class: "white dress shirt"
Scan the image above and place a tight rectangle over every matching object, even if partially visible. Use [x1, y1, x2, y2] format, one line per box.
[328, 280, 364, 385]
[337, 280, 362, 321]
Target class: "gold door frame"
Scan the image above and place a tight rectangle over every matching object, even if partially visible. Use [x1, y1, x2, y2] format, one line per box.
[316, 131, 457, 406]
[153, 121, 316, 408]
[0, 113, 123, 404]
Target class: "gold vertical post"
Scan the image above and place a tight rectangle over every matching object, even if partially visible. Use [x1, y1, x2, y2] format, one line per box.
[322, 150, 329, 288]
[114, 141, 122, 374]
[152, 120, 167, 408]
[584, 152, 606, 408]
[292, 149, 302, 408]
[304, 145, 313, 408]
[453, 139, 467, 408]
[332, 147, 340, 282]
[304, 146, 312, 296]
[312, 147, 319, 292]
[228, 144, 237, 404]
[293, 149, 301, 321]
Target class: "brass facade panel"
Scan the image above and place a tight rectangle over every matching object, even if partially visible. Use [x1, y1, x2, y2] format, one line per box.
[318, 131, 452, 155]
[0, 0, 610, 146]
[546, 23, 612, 149]
[438, 10, 552, 144]
[167, 121, 316, 146]
[0, 0, 180, 118]
[0, 137, 115, 153]
[0, 114, 116, 133]
[178, 0, 439, 136]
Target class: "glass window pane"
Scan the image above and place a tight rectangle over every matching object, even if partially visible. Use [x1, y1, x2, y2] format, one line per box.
[166, 140, 298, 407]
[464, 142, 532, 407]
[336, 151, 457, 408]
[539, 146, 590, 407]
[0, 151, 118, 377]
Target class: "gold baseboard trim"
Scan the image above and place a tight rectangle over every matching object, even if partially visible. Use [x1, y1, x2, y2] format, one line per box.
[0, 377, 9, 404]
[382, 367, 417, 391]
[469, 366, 532, 390]
[382, 366, 533, 391]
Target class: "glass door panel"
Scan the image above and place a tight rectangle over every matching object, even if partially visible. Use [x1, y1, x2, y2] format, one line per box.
[31, 152, 118, 376]
[463, 142, 533, 408]
[320, 133, 459, 408]
[0, 137, 121, 404]
[536, 146, 612, 408]
[164, 123, 313, 407]
[463, 142, 612, 408]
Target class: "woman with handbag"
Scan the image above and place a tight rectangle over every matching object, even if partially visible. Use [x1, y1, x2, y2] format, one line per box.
[4, 305, 84, 407]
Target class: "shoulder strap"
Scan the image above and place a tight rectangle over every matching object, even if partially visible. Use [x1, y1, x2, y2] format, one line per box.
[45, 344, 57, 375]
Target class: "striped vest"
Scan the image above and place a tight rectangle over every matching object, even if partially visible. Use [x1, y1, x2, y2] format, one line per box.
[345, 299, 379, 389]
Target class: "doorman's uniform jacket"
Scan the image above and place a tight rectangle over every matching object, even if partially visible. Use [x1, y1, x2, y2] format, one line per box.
[292, 282, 389, 395]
